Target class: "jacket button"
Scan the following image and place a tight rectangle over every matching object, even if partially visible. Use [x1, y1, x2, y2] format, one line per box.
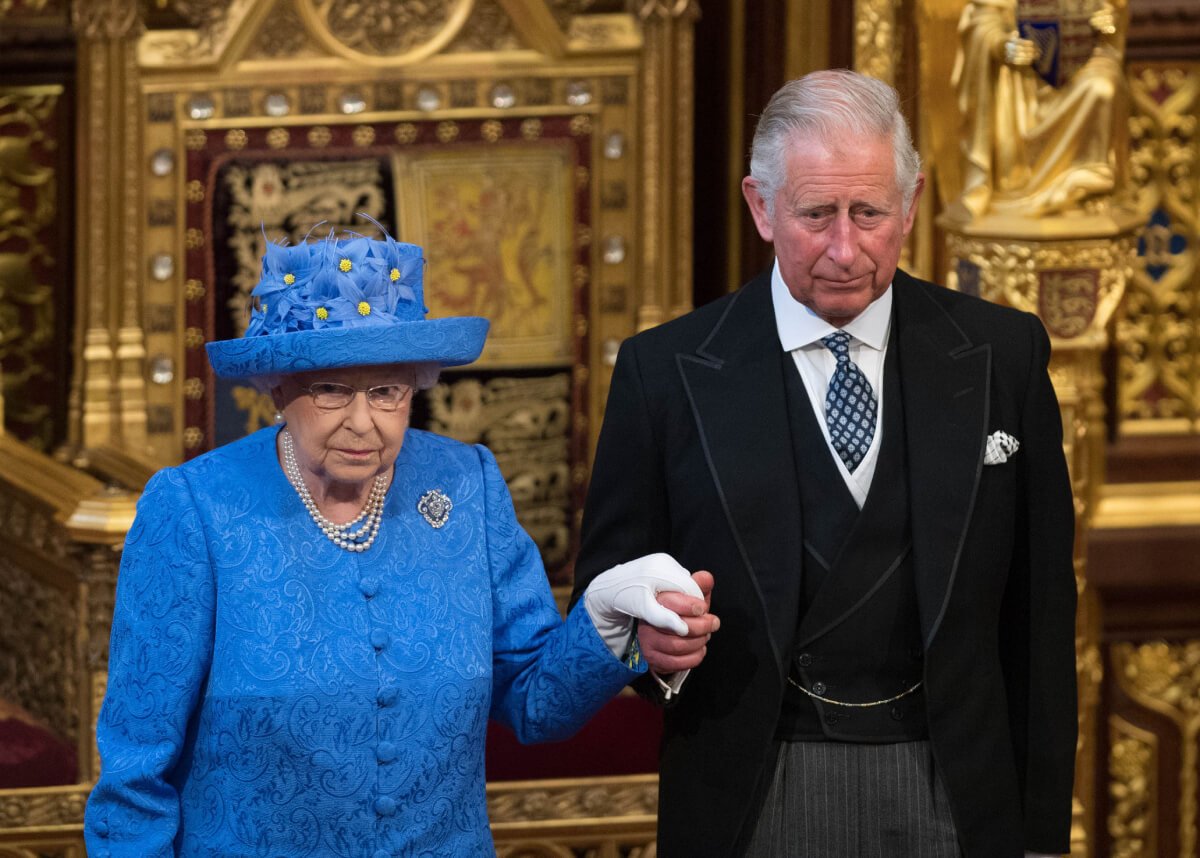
[377, 686, 398, 707]
[824, 712, 840, 726]
[797, 653, 813, 667]
[890, 704, 905, 721]
[811, 681, 827, 696]
[377, 741, 397, 763]
[93, 820, 109, 837]
[374, 796, 397, 817]
[374, 850, 391, 858]
[371, 628, 390, 650]
[360, 577, 380, 598]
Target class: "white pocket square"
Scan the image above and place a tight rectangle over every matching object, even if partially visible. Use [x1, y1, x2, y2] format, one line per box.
[984, 430, 1019, 465]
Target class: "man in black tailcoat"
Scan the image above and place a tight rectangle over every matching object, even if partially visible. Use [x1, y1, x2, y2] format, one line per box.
[572, 69, 1077, 858]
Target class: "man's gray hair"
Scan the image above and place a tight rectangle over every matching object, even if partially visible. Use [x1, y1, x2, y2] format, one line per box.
[748, 69, 921, 215]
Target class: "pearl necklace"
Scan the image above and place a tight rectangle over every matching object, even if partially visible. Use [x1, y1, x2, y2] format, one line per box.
[281, 429, 388, 553]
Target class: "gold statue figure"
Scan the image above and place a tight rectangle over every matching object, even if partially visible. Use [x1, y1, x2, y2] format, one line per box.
[950, 0, 1129, 218]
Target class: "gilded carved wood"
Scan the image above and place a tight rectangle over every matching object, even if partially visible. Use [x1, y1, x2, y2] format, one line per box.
[923, 2, 1142, 853]
[1119, 62, 1200, 436]
[90, 0, 688, 490]
[1108, 715, 1158, 858]
[0, 86, 69, 451]
[1112, 640, 1200, 858]
[1, 2, 694, 852]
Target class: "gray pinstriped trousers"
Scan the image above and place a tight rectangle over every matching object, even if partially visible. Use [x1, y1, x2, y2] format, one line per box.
[743, 740, 963, 857]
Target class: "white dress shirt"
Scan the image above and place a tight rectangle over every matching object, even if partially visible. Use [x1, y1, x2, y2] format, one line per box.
[771, 261, 892, 509]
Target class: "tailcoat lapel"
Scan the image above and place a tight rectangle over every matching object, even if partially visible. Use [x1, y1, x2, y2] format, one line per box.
[891, 271, 992, 647]
[676, 274, 803, 675]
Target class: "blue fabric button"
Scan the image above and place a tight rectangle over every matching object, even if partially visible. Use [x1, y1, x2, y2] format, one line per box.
[371, 628, 389, 650]
[376, 686, 398, 707]
[93, 820, 109, 837]
[359, 577, 380, 598]
[373, 850, 391, 858]
[377, 741, 397, 763]
[374, 796, 397, 817]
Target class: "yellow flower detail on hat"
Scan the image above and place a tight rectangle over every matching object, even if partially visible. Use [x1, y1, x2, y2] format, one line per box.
[315, 306, 329, 320]
[390, 267, 400, 282]
[339, 258, 353, 273]
[283, 273, 295, 285]
[357, 301, 371, 316]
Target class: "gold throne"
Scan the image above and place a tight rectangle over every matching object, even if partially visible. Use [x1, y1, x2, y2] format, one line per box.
[0, 1, 698, 855]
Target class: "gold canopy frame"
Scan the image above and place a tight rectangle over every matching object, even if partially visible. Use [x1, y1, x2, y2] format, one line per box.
[70, 0, 698, 472]
[0, 1, 697, 855]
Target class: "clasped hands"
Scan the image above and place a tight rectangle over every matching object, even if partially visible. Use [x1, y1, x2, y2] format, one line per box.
[584, 553, 719, 676]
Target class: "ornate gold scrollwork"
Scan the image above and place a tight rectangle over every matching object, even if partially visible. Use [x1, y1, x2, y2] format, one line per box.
[295, 0, 474, 65]
[940, 8, 1141, 853]
[1113, 640, 1200, 858]
[69, 0, 141, 39]
[0, 553, 78, 746]
[448, 0, 521, 52]
[0, 86, 61, 448]
[428, 374, 572, 569]
[855, 0, 897, 84]
[0, 787, 88, 831]
[487, 775, 657, 823]
[1118, 63, 1200, 434]
[1108, 715, 1157, 858]
[246, 0, 316, 58]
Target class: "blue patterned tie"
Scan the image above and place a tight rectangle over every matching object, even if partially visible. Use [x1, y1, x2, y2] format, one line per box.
[821, 331, 877, 472]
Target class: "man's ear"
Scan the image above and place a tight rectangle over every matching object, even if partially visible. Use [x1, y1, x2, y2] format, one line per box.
[902, 173, 926, 237]
[741, 177, 775, 243]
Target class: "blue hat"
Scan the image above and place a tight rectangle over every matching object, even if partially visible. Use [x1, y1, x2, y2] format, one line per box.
[206, 231, 489, 378]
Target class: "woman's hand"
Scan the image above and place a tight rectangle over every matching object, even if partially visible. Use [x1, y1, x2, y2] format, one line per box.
[583, 553, 719, 665]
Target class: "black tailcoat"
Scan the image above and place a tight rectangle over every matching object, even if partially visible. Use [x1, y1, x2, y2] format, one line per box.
[572, 270, 1077, 857]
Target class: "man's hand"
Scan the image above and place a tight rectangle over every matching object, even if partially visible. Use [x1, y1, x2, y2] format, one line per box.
[638, 571, 719, 674]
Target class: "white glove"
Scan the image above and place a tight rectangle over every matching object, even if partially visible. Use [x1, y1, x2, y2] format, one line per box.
[584, 553, 703, 658]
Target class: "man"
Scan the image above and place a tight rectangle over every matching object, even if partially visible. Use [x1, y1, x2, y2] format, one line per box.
[572, 70, 1077, 857]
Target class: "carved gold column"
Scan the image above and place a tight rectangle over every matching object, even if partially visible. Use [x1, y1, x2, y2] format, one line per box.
[635, 0, 698, 329]
[942, 208, 1140, 856]
[855, 0, 898, 85]
[939, 1, 1138, 850]
[69, 0, 146, 454]
[1111, 640, 1200, 857]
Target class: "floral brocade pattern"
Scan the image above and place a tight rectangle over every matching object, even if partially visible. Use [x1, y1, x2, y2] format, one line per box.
[85, 427, 638, 857]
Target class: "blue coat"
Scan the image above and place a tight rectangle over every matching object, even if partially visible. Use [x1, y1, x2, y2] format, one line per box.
[86, 427, 640, 857]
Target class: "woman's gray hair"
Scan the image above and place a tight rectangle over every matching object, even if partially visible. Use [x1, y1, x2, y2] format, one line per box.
[748, 69, 921, 215]
[410, 361, 441, 391]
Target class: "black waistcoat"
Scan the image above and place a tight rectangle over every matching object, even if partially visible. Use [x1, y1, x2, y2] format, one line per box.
[775, 341, 928, 742]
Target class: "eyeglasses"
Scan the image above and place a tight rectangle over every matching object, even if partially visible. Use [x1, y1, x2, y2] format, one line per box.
[300, 382, 415, 411]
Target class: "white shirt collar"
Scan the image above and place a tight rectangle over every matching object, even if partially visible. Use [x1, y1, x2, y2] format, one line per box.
[770, 260, 893, 352]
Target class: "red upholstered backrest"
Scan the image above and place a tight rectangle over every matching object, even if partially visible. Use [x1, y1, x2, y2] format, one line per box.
[485, 694, 662, 781]
[0, 706, 77, 789]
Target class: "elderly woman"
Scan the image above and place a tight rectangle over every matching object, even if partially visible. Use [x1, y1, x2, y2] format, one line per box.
[84, 232, 715, 857]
